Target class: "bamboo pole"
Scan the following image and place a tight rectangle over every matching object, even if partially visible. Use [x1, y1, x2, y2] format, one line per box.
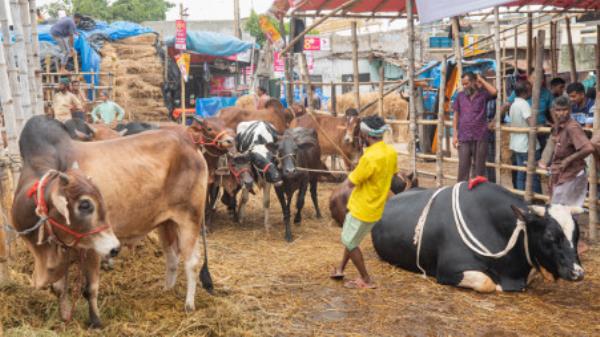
[19, 0, 37, 115]
[9, 0, 33, 122]
[550, 21, 557, 78]
[494, 7, 502, 184]
[280, 0, 361, 55]
[0, 42, 19, 157]
[351, 21, 360, 111]
[407, 0, 417, 174]
[526, 13, 533, 75]
[565, 17, 577, 82]
[436, 56, 447, 187]
[0, 0, 25, 131]
[331, 82, 337, 116]
[300, 53, 314, 109]
[378, 64, 384, 117]
[28, 0, 43, 115]
[588, 26, 600, 241]
[525, 29, 545, 202]
[513, 27, 518, 74]
[451, 17, 463, 91]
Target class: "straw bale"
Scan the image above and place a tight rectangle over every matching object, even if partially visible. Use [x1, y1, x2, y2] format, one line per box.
[116, 33, 158, 45]
[330, 91, 408, 120]
[235, 95, 256, 110]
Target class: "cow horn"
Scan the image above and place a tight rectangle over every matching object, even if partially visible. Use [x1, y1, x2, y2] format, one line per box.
[568, 206, 585, 215]
[50, 192, 71, 226]
[528, 205, 546, 217]
[117, 129, 128, 136]
[71, 161, 80, 170]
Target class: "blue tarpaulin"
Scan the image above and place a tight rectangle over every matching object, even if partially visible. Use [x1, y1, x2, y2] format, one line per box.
[166, 31, 257, 57]
[38, 21, 154, 85]
[195, 97, 238, 117]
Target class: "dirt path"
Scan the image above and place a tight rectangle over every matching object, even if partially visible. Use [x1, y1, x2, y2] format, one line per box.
[1, 183, 599, 336]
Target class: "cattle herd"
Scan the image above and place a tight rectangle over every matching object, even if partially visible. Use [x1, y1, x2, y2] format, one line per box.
[9, 102, 587, 327]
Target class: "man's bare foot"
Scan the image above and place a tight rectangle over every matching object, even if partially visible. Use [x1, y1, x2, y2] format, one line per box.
[344, 278, 376, 289]
[330, 267, 344, 280]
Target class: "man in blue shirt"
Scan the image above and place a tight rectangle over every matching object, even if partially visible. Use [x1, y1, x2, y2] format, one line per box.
[567, 82, 595, 127]
[50, 14, 81, 73]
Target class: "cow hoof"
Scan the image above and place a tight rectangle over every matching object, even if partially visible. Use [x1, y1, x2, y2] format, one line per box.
[294, 216, 301, 224]
[89, 318, 103, 329]
[185, 303, 195, 312]
[285, 234, 293, 243]
[316, 213, 323, 219]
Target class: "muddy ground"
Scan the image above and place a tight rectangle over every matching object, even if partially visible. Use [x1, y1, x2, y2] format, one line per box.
[1, 178, 599, 337]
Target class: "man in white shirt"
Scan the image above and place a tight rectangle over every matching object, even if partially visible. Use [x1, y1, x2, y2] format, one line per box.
[509, 81, 541, 192]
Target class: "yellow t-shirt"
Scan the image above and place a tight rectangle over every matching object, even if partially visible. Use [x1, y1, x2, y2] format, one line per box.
[347, 141, 397, 223]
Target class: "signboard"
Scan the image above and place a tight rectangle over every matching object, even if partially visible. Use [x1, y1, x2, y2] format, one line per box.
[304, 36, 330, 51]
[175, 20, 187, 50]
[463, 34, 487, 57]
[415, 0, 511, 24]
[209, 76, 236, 95]
[273, 51, 313, 77]
[175, 53, 190, 82]
[259, 14, 284, 49]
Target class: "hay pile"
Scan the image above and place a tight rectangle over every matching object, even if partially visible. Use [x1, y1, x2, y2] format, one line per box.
[2, 180, 599, 336]
[235, 95, 255, 110]
[100, 34, 168, 121]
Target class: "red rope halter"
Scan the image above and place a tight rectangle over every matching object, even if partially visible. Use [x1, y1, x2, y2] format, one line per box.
[26, 172, 110, 248]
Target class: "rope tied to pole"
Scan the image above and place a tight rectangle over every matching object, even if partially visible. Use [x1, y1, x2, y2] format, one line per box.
[413, 182, 533, 278]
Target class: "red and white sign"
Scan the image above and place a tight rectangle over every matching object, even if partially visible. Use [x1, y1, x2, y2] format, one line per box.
[273, 51, 314, 77]
[175, 20, 187, 50]
[304, 36, 330, 51]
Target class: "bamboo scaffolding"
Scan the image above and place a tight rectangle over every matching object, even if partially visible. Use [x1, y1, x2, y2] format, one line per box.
[451, 17, 463, 90]
[28, 0, 43, 115]
[526, 13, 533, 75]
[18, 0, 37, 115]
[351, 21, 360, 111]
[525, 29, 544, 202]
[435, 56, 447, 187]
[589, 26, 600, 241]
[407, 0, 416, 174]
[378, 64, 384, 117]
[9, 0, 33, 122]
[494, 6, 502, 184]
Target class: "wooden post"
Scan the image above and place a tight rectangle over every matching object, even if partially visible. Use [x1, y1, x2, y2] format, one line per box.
[1, 0, 25, 130]
[550, 21, 557, 78]
[525, 29, 544, 202]
[9, 0, 33, 122]
[0, 42, 19, 156]
[19, 0, 37, 114]
[351, 21, 360, 112]
[407, 0, 417, 174]
[28, 0, 43, 115]
[378, 63, 384, 117]
[451, 17, 463, 90]
[588, 25, 600, 241]
[494, 7, 502, 184]
[331, 82, 337, 116]
[436, 56, 447, 187]
[300, 53, 313, 109]
[565, 17, 577, 83]
[526, 13, 532, 76]
[285, 15, 295, 107]
[513, 26, 518, 75]
[233, 0, 241, 39]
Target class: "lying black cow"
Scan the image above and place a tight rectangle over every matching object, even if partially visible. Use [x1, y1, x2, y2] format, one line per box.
[372, 182, 584, 292]
[115, 122, 159, 136]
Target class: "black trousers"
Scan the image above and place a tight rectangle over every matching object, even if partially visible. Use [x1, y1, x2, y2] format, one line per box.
[458, 140, 488, 182]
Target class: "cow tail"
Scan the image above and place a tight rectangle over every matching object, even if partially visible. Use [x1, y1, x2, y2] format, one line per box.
[199, 216, 214, 293]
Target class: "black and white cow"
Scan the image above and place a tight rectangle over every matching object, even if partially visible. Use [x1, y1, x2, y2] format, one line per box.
[234, 121, 289, 238]
[372, 182, 584, 292]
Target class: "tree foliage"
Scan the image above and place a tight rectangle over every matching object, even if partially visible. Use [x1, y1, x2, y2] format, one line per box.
[42, 0, 174, 22]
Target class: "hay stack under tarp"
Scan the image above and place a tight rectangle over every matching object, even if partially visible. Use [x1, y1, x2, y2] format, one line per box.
[100, 34, 168, 121]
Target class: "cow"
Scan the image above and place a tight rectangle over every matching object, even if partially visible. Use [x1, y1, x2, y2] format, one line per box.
[329, 171, 418, 227]
[372, 182, 585, 293]
[273, 127, 323, 241]
[15, 116, 213, 320]
[217, 98, 292, 133]
[290, 113, 362, 169]
[234, 121, 288, 237]
[115, 121, 159, 136]
[12, 116, 121, 327]
[64, 119, 124, 141]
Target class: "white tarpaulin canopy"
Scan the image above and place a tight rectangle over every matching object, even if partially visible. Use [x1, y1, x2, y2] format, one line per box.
[415, 0, 512, 23]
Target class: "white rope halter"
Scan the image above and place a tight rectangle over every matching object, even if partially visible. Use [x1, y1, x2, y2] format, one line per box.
[413, 182, 533, 278]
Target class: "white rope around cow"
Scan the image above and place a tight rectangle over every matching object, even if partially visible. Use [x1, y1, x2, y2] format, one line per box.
[413, 182, 533, 278]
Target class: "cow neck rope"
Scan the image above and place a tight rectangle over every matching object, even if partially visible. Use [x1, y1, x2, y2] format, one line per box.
[412, 182, 533, 278]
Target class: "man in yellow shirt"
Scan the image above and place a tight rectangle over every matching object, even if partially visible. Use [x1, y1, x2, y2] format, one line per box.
[331, 115, 397, 289]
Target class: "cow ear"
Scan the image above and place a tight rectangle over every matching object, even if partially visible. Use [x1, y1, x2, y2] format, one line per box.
[51, 191, 71, 225]
[528, 205, 546, 217]
[511, 205, 527, 222]
[568, 206, 585, 215]
[74, 129, 91, 141]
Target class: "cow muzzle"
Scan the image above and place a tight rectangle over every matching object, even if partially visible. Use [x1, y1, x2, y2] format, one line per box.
[571, 264, 584, 281]
[218, 136, 235, 149]
[92, 230, 121, 258]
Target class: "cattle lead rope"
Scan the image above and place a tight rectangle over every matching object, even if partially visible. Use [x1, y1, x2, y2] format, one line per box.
[413, 183, 533, 278]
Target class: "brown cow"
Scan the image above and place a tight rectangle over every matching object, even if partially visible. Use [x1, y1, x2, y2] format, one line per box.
[13, 116, 121, 327]
[15, 116, 212, 325]
[64, 119, 125, 141]
[328, 172, 418, 227]
[217, 98, 292, 133]
[290, 113, 362, 169]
